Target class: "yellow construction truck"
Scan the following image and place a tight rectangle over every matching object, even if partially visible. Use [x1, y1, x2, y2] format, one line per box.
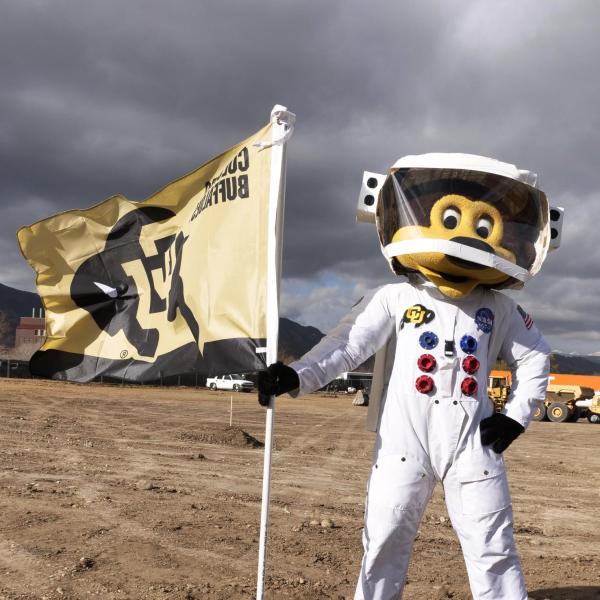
[488, 370, 599, 423]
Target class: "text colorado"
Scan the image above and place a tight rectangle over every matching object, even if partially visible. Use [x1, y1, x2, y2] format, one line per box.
[190, 147, 250, 221]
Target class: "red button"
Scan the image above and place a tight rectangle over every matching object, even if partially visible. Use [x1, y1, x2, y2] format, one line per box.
[462, 355, 480, 374]
[461, 377, 478, 396]
[416, 375, 434, 394]
[417, 354, 437, 372]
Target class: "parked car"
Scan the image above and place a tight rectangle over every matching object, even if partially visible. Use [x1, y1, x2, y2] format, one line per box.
[206, 374, 254, 392]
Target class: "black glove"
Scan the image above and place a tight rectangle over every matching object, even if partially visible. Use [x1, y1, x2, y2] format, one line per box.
[480, 413, 525, 454]
[257, 362, 299, 407]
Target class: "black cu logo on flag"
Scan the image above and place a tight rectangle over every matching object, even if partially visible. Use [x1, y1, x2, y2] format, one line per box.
[70, 206, 199, 358]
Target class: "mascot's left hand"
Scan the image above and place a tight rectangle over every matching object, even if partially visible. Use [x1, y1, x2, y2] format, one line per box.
[480, 413, 525, 454]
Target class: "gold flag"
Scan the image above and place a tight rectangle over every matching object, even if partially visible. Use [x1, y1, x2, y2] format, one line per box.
[18, 122, 275, 382]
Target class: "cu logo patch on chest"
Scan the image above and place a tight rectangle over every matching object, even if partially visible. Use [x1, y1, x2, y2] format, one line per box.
[401, 304, 435, 330]
[475, 307, 494, 334]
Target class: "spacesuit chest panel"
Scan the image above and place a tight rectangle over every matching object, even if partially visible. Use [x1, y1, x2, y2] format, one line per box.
[392, 286, 495, 403]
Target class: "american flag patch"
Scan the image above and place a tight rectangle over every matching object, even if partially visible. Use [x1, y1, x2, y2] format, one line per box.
[517, 305, 534, 330]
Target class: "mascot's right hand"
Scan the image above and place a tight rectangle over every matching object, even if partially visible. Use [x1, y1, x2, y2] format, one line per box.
[480, 413, 524, 454]
[257, 362, 299, 407]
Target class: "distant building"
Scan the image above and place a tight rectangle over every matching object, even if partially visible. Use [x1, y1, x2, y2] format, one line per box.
[14, 312, 46, 348]
[339, 370, 373, 389]
[325, 370, 373, 393]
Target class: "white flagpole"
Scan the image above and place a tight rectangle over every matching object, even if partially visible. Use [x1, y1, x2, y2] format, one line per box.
[256, 104, 295, 600]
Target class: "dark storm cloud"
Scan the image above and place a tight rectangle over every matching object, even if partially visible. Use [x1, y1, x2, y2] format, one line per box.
[0, 0, 441, 272]
[1, 0, 600, 352]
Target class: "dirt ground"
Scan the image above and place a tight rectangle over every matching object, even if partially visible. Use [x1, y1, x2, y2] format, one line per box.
[0, 379, 598, 600]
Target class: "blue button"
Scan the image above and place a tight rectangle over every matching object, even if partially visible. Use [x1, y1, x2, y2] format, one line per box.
[460, 335, 477, 353]
[419, 331, 439, 350]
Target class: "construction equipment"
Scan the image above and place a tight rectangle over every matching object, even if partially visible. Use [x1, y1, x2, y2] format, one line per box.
[488, 374, 511, 412]
[488, 371, 597, 423]
[541, 384, 595, 422]
[575, 395, 600, 424]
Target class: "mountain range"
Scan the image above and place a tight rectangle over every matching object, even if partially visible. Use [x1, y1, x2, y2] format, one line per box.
[1, 282, 599, 374]
[551, 352, 600, 376]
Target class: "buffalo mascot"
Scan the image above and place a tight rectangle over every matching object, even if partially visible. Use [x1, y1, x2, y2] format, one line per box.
[259, 153, 563, 600]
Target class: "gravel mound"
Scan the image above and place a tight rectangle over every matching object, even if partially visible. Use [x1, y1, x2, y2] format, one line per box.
[178, 425, 263, 448]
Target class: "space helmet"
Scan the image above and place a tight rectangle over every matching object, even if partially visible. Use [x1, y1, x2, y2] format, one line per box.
[357, 153, 563, 297]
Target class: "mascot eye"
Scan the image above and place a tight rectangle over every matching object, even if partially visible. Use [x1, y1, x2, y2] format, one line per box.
[442, 207, 461, 230]
[476, 216, 493, 239]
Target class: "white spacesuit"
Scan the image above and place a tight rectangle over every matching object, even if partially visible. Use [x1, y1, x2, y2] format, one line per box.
[259, 153, 562, 600]
[290, 280, 550, 599]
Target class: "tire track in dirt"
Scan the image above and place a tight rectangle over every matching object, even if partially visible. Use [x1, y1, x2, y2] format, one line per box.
[67, 477, 259, 580]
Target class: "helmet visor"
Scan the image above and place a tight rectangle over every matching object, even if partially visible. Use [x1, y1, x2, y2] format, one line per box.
[376, 167, 550, 283]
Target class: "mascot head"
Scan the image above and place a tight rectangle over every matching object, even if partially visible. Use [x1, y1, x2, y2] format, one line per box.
[357, 153, 563, 298]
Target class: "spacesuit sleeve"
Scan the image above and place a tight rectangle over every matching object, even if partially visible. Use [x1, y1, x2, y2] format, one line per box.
[499, 303, 551, 429]
[289, 286, 396, 396]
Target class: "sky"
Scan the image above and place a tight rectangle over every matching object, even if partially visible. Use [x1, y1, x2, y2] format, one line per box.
[1, 0, 599, 354]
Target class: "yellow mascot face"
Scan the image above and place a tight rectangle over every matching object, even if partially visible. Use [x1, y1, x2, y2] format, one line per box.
[392, 193, 516, 298]
[376, 166, 547, 299]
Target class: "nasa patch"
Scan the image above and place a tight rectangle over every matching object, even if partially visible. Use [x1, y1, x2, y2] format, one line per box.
[475, 308, 494, 334]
